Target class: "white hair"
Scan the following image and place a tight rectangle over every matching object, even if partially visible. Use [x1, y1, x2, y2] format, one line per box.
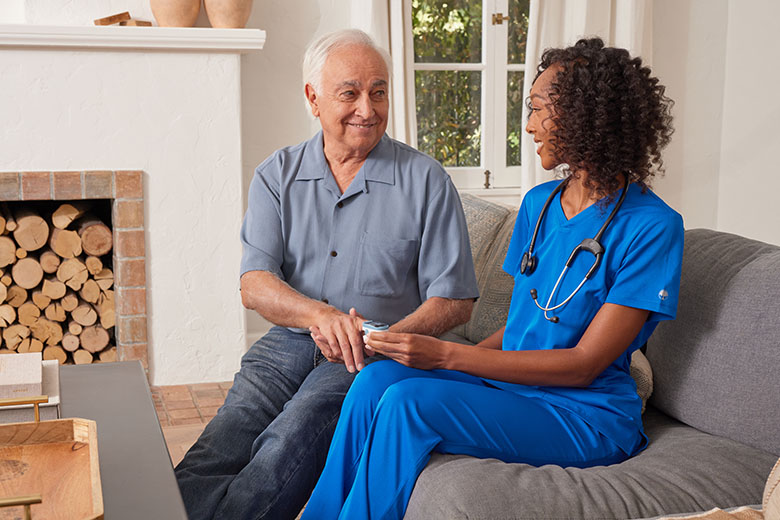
[302, 29, 392, 112]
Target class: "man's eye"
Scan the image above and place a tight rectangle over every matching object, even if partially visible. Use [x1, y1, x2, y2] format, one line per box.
[372, 90, 386, 98]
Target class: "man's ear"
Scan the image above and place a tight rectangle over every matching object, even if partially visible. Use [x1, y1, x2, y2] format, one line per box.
[304, 84, 319, 117]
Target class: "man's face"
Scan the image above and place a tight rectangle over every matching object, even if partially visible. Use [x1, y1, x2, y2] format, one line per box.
[306, 44, 389, 158]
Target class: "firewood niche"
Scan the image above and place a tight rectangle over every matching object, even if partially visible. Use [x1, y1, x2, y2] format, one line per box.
[0, 200, 116, 365]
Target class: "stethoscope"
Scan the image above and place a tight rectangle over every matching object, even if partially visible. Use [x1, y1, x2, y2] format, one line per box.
[520, 174, 629, 323]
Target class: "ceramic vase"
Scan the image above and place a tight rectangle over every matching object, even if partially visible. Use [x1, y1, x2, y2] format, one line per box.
[151, 0, 201, 27]
[204, 0, 253, 28]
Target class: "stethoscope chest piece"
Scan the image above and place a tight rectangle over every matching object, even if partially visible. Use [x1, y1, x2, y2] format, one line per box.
[520, 252, 536, 275]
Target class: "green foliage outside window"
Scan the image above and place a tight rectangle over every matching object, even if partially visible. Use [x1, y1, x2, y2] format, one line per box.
[415, 70, 481, 167]
[412, 0, 482, 63]
[508, 0, 530, 64]
[506, 70, 525, 166]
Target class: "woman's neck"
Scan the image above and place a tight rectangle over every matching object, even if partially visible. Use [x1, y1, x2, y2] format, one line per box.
[560, 172, 598, 219]
[560, 171, 626, 220]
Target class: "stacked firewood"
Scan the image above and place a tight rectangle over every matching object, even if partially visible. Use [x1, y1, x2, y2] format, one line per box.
[0, 202, 116, 364]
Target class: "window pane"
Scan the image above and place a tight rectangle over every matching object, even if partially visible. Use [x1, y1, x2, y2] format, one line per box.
[415, 70, 481, 167]
[412, 0, 482, 63]
[506, 70, 524, 166]
[507, 0, 530, 64]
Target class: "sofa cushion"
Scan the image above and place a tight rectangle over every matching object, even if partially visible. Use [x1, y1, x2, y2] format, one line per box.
[454, 194, 516, 343]
[647, 229, 780, 455]
[406, 407, 777, 519]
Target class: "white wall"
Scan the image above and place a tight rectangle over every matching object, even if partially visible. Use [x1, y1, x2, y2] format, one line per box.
[651, 0, 728, 231]
[653, 0, 780, 245]
[716, 0, 780, 245]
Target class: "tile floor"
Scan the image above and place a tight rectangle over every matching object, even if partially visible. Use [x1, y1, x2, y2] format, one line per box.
[151, 381, 233, 427]
[152, 381, 232, 466]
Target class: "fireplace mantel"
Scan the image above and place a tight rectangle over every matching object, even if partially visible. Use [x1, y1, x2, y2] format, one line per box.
[0, 24, 265, 52]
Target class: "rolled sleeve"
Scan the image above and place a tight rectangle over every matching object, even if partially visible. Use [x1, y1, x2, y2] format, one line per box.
[417, 177, 479, 301]
[240, 164, 285, 279]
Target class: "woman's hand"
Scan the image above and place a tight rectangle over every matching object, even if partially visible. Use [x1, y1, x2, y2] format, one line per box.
[364, 332, 454, 370]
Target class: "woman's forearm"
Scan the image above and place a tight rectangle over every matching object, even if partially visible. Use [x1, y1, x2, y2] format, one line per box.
[444, 303, 649, 387]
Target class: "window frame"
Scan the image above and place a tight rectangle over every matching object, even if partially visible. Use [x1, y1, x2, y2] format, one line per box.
[409, 0, 528, 191]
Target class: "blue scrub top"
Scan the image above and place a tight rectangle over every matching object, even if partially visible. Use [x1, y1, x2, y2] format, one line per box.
[494, 180, 684, 455]
[240, 131, 479, 326]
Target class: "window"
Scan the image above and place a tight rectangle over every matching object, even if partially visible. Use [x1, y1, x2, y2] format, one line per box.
[411, 0, 530, 189]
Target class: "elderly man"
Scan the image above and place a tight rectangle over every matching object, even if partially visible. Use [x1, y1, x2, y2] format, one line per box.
[174, 29, 479, 520]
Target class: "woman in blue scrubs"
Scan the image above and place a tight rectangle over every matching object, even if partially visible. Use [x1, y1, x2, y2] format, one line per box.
[302, 37, 684, 520]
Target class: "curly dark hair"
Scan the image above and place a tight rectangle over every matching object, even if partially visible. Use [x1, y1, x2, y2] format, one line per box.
[534, 37, 674, 200]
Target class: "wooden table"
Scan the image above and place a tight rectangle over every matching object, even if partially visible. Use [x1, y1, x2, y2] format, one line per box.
[59, 361, 188, 520]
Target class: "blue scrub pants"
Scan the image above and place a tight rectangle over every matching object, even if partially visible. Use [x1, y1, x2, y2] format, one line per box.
[302, 360, 627, 520]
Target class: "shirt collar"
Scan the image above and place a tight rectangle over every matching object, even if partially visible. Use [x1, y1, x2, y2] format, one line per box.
[295, 131, 396, 187]
[295, 131, 330, 181]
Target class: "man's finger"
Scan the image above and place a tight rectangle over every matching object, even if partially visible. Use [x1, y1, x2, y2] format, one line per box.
[323, 330, 342, 360]
[346, 324, 365, 370]
[334, 327, 357, 373]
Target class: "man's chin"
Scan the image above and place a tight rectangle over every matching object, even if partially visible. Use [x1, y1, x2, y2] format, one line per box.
[345, 134, 383, 151]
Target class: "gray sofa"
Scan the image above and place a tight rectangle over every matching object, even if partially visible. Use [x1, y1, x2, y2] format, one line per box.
[406, 194, 779, 519]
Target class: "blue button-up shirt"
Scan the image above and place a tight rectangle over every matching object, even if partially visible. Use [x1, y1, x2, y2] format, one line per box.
[240, 132, 479, 325]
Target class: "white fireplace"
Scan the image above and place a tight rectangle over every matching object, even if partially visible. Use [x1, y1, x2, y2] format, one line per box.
[0, 22, 265, 385]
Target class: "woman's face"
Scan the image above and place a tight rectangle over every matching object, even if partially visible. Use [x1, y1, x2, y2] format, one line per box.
[525, 65, 561, 170]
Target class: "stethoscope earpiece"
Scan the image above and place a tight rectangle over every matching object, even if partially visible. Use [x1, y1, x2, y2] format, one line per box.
[524, 175, 629, 324]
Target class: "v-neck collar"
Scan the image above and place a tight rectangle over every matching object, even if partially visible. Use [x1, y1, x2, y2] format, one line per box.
[553, 182, 628, 227]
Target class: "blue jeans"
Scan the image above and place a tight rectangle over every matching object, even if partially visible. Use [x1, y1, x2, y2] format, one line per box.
[174, 326, 360, 520]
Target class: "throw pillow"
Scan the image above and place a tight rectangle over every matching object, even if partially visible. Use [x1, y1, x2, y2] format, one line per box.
[631, 349, 653, 413]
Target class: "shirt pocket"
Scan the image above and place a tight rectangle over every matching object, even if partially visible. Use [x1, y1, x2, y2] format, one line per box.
[356, 233, 419, 297]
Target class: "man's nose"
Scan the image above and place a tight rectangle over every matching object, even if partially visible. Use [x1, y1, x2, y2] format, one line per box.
[355, 94, 375, 118]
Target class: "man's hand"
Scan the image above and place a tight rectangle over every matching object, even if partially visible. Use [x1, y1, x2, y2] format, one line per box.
[309, 308, 370, 372]
[363, 331, 453, 370]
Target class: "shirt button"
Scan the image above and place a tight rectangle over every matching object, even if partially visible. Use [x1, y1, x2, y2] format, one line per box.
[330, 251, 337, 257]
[322, 298, 329, 304]
[337, 202, 343, 208]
